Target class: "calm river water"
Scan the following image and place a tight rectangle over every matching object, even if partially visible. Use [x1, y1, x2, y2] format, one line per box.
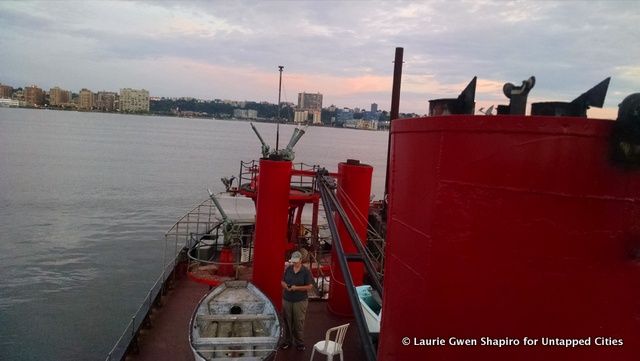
[0, 108, 388, 361]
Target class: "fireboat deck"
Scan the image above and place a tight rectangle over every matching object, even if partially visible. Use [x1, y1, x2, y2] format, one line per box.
[126, 272, 361, 361]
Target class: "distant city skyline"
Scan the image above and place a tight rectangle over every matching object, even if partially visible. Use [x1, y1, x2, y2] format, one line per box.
[1, 1, 639, 118]
[0, 82, 151, 113]
[1, 70, 391, 115]
[0, 80, 389, 115]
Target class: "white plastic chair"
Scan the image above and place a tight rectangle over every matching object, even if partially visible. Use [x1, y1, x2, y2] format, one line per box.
[310, 323, 350, 361]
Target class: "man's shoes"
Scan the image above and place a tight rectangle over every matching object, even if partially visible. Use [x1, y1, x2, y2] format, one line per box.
[296, 344, 306, 351]
[279, 342, 291, 350]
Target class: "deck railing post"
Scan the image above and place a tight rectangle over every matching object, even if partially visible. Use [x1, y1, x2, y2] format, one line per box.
[186, 213, 190, 246]
[196, 203, 201, 240]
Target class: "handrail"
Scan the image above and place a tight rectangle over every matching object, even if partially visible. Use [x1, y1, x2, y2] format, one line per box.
[187, 229, 255, 267]
[322, 176, 383, 296]
[239, 160, 259, 192]
[106, 195, 231, 361]
[164, 198, 221, 238]
[239, 160, 322, 193]
[318, 172, 378, 361]
[105, 253, 179, 361]
[336, 186, 386, 279]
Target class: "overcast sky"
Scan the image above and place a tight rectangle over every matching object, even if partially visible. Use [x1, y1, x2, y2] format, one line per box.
[1, 0, 638, 117]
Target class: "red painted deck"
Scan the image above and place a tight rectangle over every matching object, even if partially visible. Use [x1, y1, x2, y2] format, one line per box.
[126, 273, 363, 361]
[275, 300, 362, 361]
[126, 274, 209, 361]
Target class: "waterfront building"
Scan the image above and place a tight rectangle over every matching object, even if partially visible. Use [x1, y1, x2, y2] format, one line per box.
[363, 110, 380, 122]
[297, 92, 323, 111]
[119, 88, 149, 112]
[336, 107, 355, 123]
[294, 110, 307, 123]
[96, 91, 118, 111]
[24, 85, 44, 107]
[223, 99, 246, 107]
[357, 119, 379, 130]
[0, 98, 20, 107]
[0, 84, 13, 98]
[295, 92, 323, 124]
[49, 87, 71, 107]
[78, 88, 94, 110]
[233, 109, 258, 119]
[294, 110, 321, 124]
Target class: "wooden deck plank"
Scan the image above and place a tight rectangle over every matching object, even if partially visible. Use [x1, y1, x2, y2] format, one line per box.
[194, 336, 278, 346]
[197, 314, 276, 322]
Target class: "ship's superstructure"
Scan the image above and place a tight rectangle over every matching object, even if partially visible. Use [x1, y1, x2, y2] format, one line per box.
[108, 49, 640, 361]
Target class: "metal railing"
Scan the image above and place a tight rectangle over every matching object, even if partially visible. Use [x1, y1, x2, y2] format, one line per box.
[238, 160, 320, 193]
[186, 222, 256, 282]
[165, 197, 224, 253]
[105, 178, 369, 360]
[106, 197, 225, 361]
[239, 160, 259, 193]
[105, 255, 179, 361]
[318, 171, 379, 361]
[365, 233, 385, 280]
[291, 162, 321, 190]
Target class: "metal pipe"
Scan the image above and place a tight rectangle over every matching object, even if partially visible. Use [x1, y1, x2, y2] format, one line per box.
[385, 47, 404, 206]
[323, 176, 383, 297]
[276, 65, 284, 152]
[390, 47, 403, 122]
[286, 127, 306, 150]
[286, 128, 300, 150]
[345, 254, 364, 261]
[250, 122, 268, 149]
[250, 122, 270, 158]
[319, 181, 377, 361]
[207, 189, 228, 222]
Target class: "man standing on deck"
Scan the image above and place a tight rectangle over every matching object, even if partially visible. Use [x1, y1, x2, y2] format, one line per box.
[280, 250, 313, 351]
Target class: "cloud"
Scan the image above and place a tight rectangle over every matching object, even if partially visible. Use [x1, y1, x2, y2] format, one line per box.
[1, 0, 639, 115]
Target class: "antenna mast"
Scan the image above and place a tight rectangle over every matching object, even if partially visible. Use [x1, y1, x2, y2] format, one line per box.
[276, 65, 284, 152]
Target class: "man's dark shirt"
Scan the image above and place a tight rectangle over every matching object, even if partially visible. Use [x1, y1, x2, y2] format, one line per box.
[282, 265, 312, 302]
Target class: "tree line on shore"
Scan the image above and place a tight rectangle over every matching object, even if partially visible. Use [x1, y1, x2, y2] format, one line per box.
[150, 98, 393, 126]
